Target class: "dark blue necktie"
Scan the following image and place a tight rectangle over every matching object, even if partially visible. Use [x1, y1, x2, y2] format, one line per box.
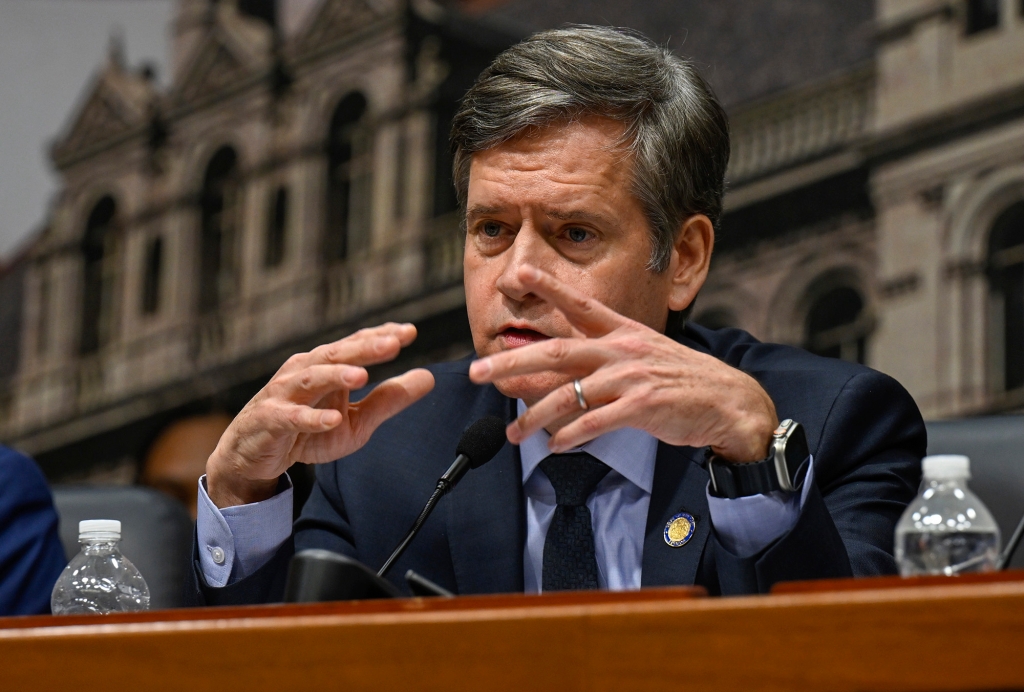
[539, 452, 611, 591]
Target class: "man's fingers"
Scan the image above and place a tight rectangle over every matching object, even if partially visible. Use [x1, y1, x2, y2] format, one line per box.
[547, 399, 639, 452]
[281, 323, 418, 373]
[311, 322, 415, 366]
[517, 264, 627, 337]
[348, 369, 436, 441]
[506, 372, 620, 443]
[470, 337, 606, 384]
[277, 364, 368, 403]
[268, 403, 344, 434]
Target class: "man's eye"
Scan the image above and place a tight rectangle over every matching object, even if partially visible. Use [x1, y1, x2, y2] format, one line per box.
[481, 222, 502, 238]
[566, 227, 590, 243]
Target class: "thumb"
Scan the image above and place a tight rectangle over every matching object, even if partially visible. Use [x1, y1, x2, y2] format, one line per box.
[348, 369, 435, 442]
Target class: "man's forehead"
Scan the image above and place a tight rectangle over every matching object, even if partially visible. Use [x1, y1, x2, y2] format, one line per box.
[478, 115, 630, 158]
[467, 119, 634, 191]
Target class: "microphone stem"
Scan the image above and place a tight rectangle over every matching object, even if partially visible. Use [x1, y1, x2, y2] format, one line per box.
[998, 510, 1024, 570]
[377, 481, 449, 578]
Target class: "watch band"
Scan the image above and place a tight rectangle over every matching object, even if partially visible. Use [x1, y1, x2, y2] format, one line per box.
[707, 419, 809, 499]
[707, 454, 788, 498]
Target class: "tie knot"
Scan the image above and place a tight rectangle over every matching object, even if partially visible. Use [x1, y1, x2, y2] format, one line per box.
[539, 453, 611, 507]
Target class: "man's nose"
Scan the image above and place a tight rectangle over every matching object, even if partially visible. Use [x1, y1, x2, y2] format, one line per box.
[495, 225, 550, 303]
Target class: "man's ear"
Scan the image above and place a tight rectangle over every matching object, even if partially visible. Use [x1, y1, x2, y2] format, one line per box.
[667, 214, 714, 312]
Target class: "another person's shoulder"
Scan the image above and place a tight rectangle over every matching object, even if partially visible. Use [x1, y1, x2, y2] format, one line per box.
[0, 445, 54, 506]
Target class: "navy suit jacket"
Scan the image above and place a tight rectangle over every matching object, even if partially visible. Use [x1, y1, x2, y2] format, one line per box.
[0, 446, 67, 615]
[188, 324, 925, 605]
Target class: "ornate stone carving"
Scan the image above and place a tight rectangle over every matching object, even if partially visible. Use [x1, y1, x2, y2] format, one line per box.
[56, 88, 136, 159]
[728, 67, 873, 185]
[52, 63, 153, 166]
[297, 0, 382, 56]
[175, 38, 250, 106]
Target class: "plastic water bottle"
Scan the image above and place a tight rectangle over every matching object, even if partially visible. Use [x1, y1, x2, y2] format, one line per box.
[895, 455, 1001, 577]
[51, 519, 151, 615]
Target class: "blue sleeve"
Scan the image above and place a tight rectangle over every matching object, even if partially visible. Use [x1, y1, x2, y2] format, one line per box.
[706, 457, 815, 557]
[195, 475, 293, 587]
[0, 447, 67, 615]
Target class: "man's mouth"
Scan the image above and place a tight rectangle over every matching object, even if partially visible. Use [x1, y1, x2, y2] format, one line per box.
[498, 327, 550, 349]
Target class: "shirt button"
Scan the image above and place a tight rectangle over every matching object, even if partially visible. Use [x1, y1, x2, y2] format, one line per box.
[210, 546, 226, 565]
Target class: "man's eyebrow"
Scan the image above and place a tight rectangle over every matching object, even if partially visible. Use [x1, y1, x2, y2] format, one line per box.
[545, 209, 612, 225]
[466, 205, 505, 220]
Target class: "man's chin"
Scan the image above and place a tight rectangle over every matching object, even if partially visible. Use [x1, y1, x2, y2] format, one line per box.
[493, 373, 574, 406]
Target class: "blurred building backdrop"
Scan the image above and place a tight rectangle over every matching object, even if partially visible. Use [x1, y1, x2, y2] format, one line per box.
[0, 0, 1022, 487]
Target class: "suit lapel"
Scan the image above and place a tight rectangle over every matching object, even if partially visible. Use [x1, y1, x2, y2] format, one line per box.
[445, 395, 525, 595]
[641, 442, 711, 587]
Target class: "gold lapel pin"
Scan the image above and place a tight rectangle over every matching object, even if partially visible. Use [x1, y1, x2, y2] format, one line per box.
[664, 512, 695, 548]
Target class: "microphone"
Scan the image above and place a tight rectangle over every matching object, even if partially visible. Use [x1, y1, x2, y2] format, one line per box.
[377, 415, 506, 578]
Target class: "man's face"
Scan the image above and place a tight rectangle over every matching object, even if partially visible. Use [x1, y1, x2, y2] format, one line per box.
[463, 116, 677, 404]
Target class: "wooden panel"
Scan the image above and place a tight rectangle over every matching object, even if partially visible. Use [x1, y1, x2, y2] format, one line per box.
[0, 584, 706, 630]
[2, 582, 1024, 692]
[772, 568, 1024, 594]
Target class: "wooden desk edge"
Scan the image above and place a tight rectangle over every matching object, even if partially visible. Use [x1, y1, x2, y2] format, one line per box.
[5, 579, 1023, 640]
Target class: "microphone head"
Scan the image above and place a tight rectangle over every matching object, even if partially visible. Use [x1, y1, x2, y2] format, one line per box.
[456, 416, 507, 469]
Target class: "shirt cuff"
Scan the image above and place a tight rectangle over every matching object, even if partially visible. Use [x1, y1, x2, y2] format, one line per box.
[706, 456, 815, 558]
[196, 474, 294, 587]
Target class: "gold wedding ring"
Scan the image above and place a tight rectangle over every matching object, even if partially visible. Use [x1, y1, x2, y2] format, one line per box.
[573, 379, 589, 410]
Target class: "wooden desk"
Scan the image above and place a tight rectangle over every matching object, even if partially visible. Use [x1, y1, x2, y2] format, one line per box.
[3, 577, 1023, 692]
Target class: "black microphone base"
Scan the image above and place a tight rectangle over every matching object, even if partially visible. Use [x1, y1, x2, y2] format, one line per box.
[284, 549, 402, 603]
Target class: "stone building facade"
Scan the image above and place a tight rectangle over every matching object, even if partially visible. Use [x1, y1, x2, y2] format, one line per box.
[1, 0, 1022, 481]
[696, 0, 1024, 421]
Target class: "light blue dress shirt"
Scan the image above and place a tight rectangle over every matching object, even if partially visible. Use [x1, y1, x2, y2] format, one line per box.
[197, 400, 813, 590]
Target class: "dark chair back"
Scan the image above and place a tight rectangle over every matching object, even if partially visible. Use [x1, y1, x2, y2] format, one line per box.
[926, 415, 1024, 568]
[51, 485, 194, 609]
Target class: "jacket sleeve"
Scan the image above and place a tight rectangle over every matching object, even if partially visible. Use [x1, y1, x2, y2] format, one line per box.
[0, 448, 68, 615]
[710, 370, 925, 594]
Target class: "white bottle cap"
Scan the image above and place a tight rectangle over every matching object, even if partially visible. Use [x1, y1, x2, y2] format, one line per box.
[78, 519, 121, 540]
[922, 454, 971, 479]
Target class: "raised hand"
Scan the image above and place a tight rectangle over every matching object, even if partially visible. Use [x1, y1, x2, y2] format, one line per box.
[468, 265, 777, 463]
[206, 323, 435, 508]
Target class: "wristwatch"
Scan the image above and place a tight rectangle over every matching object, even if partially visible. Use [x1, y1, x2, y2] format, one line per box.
[707, 419, 810, 499]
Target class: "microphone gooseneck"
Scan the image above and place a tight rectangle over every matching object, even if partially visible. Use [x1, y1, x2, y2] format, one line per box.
[998, 511, 1024, 570]
[377, 416, 506, 578]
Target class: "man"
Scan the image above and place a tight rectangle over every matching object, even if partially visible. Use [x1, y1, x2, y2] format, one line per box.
[0, 445, 67, 615]
[189, 26, 924, 604]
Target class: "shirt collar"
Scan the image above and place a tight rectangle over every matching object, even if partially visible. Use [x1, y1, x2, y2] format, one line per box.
[516, 399, 657, 494]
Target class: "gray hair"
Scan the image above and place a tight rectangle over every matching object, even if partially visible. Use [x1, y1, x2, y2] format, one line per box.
[450, 25, 730, 272]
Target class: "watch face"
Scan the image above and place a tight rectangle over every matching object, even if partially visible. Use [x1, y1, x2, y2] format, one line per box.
[783, 422, 810, 483]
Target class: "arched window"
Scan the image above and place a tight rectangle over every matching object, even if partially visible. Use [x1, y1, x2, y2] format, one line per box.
[804, 285, 870, 364]
[692, 308, 737, 331]
[325, 92, 371, 262]
[965, 0, 1000, 35]
[80, 196, 118, 354]
[265, 186, 288, 268]
[199, 147, 240, 314]
[987, 200, 1024, 393]
[141, 236, 163, 315]
[37, 270, 50, 356]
